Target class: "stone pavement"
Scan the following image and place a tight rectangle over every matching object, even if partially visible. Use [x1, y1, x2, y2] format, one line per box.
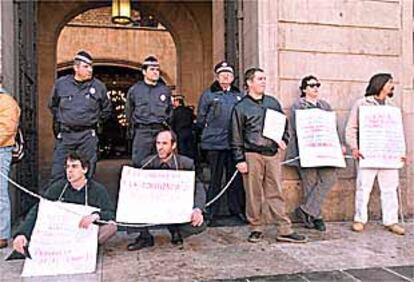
[1, 221, 413, 281]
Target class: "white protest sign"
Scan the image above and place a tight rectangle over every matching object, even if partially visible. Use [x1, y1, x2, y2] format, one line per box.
[22, 199, 99, 277]
[359, 106, 406, 169]
[296, 108, 346, 168]
[116, 166, 195, 224]
[263, 109, 287, 143]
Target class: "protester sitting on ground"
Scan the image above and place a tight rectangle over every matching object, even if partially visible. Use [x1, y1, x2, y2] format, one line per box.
[12, 152, 117, 255]
[127, 130, 206, 251]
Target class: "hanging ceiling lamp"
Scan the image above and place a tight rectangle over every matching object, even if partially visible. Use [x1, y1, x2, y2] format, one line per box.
[112, 0, 132, 25]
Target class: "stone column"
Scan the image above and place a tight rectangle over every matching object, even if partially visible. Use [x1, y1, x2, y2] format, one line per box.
[212, 0, 225, 63]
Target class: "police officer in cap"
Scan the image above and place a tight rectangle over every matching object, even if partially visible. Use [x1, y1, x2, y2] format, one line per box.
[126, 55, 172, 167]
[48, 50, 112, 184]
[196, 61, 246, 224]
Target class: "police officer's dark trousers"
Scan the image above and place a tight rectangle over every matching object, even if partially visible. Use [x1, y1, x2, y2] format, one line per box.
[132, 127, 163, 167]
[50, 130, 98, 184]
[206, 150, 245, 219]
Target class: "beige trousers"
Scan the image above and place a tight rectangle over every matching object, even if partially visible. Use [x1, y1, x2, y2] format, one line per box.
[242, 152, 293, 235]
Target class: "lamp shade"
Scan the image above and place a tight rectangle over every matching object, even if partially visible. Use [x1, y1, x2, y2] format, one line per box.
[112, 0, 131, 25]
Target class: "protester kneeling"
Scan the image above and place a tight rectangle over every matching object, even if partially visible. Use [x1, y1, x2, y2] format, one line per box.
[126, 130, 206, 251]
[12, 152, 117, 256]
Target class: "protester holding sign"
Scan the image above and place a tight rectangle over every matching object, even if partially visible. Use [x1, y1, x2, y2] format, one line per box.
[285, 75, 340, 232]
[345, 73, 406, 235]
[231, 67, 307, 243]
[126, 130, 206, 251]
[12, 152, 117, 254]
[0, 78, 21, 249]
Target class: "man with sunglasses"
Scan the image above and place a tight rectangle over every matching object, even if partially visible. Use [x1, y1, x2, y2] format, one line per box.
[285, 75, 339, 232]
[48, 51, 112, 184]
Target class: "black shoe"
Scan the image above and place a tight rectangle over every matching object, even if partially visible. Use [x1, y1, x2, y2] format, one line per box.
[127, 236, 154, 251]
[313, 219, 326, 231]
[295, 207, 314, 229]
[170, 231, 184, 246]
[247, 231, 263, 243]
[276, 232, 307, 243]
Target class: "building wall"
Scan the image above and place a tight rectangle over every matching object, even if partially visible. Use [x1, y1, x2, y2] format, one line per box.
[249, 0, 414, 220]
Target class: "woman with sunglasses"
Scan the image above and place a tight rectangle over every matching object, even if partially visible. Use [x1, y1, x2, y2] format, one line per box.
[284, 75, 338, 231]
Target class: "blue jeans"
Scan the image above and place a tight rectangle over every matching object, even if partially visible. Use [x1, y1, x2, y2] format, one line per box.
[0, 146, 12, 239]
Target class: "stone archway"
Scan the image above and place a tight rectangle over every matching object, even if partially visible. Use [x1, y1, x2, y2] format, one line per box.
[37, 1, 213, 186]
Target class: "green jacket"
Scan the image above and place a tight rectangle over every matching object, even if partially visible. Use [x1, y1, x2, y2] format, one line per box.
[13, 179, 115, 239]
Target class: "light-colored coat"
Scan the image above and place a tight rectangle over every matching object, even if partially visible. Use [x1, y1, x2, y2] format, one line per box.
[345, 96, 395, 151]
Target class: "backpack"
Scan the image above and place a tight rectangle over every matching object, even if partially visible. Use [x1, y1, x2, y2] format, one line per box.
[12, 128, 25, 164]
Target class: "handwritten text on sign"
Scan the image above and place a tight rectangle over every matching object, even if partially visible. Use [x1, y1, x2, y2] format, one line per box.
[359, 106, 406, 169]
[21, 200, 99, 277]
[296, 109, 345, 168]
[116, 166, 195, 224]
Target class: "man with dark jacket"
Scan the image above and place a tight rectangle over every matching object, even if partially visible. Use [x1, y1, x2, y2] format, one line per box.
[12, 152, 117, 255]
[48, 51, 112, 183]
[127, 130, 206, 251]
[231, 67, 307, 243]
[126, 56, 172, 168]
[196, 61, 245, 223]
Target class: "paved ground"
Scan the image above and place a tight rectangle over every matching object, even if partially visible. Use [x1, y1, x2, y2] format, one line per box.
[1, 221, 414, 281]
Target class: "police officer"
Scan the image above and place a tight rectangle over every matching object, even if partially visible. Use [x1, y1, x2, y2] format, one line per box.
[126, 56, 172, 167]
[196, 61, 245, 224]
[48, 51, 112, 184]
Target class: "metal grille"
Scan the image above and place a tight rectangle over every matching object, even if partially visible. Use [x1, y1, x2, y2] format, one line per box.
[15, 0, 38, 215]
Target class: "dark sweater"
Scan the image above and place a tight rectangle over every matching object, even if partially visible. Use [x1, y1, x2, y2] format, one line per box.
[13, 179, 115, 239]
[141, 154, 207, 210]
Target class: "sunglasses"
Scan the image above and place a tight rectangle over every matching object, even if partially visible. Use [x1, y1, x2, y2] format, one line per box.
[307, 83, 321, 88]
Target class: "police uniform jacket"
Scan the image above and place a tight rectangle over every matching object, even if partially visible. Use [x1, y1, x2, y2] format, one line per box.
[196, 81, 243, 150]
[48, 75, 112, 130]
[231, 94, 290, 164]
[126, 80, 172, 126]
